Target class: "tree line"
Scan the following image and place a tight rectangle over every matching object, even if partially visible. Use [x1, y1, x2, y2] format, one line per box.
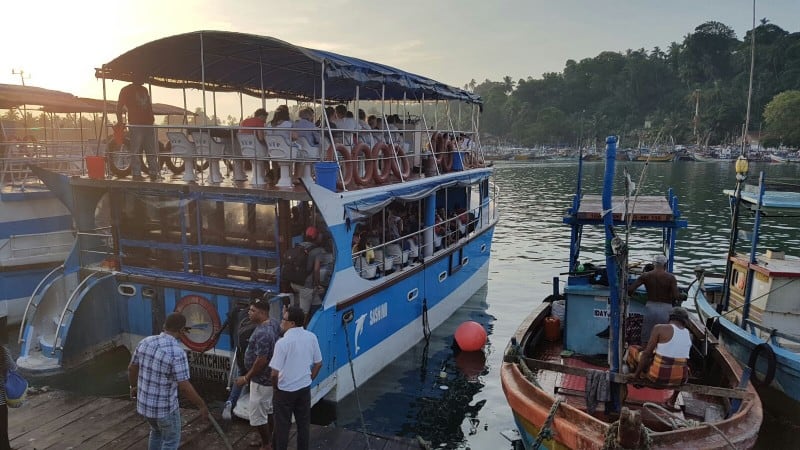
[471, 20, 800, 148]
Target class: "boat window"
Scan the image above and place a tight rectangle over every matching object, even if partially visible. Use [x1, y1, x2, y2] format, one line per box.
[112, 191, 279, 285]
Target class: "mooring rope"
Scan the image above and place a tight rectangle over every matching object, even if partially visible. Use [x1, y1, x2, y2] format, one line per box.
[642, 402, 735, 449]
[342, 316, 373, 450]
[532, 396, 563, 449]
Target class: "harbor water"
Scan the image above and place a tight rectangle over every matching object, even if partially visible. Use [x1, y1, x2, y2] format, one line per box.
[15, 160, 799, 449]
[333, 160, 800, 449]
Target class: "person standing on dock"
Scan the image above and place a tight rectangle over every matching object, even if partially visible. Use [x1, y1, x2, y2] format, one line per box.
[628, 254, 680, 345]
[117, 74, 158, 181]
[234, 296, 280, 450]
[128, 312, 209, 450]
[270, 306, 322, 450]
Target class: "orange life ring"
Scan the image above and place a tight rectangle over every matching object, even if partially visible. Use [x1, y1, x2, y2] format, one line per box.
[174, 294, 222, 352]
[391, 144, 411, 179]
[371, 142, 393, 184]
[325, 144, 353, 188]
[351, 142, 375, 185]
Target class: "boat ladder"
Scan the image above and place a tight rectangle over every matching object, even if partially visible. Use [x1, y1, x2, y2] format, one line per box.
[51, 271, 115, 355]
[17, 264, 65, 344]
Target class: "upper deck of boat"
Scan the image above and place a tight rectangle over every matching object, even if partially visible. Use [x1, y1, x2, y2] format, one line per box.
[565, 194, 685, 228]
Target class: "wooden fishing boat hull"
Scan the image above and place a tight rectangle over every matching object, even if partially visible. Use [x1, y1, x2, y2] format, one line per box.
[501, 301, 762, 450]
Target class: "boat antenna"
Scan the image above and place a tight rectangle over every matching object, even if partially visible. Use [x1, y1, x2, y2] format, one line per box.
[741, 0, 757, 159]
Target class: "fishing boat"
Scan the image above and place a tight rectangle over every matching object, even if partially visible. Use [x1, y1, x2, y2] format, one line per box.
[692, 159, 800, 407]
[16, 31, 498, 410]
[0, 84, 86, 327]
[501, 136, 762, 449]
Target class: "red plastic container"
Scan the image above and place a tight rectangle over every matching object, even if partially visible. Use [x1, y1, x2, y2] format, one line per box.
[544, 316, 561, 342]
[85, 156, 106, 180]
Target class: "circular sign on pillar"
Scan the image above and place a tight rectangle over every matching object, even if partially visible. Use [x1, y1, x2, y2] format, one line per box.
[174, 294, 222, 352]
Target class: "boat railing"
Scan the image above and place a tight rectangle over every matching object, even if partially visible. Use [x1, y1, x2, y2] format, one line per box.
[745, 318, 800, 349]
[0, 230, 74, 262]
[17, 263, 65, 344]
[352, 203, 489, 280]
[75, 227, 116, 271]
[113, 124, 484, 173]
[1, 141, 86, 186]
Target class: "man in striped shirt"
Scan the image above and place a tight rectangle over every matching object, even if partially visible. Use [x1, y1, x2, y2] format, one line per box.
[128, 313, 208, 450]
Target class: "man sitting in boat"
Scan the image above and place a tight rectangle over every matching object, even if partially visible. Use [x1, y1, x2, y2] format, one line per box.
[628, 254, 680, 345]
[624, 306, 691, 387]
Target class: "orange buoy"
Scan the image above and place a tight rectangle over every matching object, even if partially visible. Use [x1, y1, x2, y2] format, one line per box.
[544, 316, 561, 342]
[454, 321, 487, 351]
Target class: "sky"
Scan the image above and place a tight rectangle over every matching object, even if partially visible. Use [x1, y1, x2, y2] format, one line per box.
[3, 0, 799, 119]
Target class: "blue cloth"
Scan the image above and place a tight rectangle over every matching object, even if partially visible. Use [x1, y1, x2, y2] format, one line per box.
[244, 319, 280, 386]
[131, 333, 190, 419]
[146, 408, 181, 450]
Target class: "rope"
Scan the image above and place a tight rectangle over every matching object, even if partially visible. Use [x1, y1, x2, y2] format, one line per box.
[343, 317, 372, 450]
[511, 343, 542, 389]
[602, 419, 652, 450]
[642, 402, 735, 449]
[208, 415, 234, 450]
[422, 298, 431, 341]
[532, 396, 562, 449]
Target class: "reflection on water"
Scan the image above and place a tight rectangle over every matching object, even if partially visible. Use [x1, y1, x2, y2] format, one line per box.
[334, 161, 800, 449]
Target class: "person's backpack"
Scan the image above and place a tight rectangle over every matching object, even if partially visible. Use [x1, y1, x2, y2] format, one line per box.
[282, 245, 309, 284]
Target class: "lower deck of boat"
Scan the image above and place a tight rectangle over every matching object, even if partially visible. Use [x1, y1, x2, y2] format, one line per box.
[530, 338, 727, 430]
[10, 389, 418, 450]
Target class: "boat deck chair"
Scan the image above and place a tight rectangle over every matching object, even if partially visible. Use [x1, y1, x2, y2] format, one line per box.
[295, 137, 320, 180]
[166, 132, 197, 182]
[266, 135, 295, 188]
[237, 133, 268, 186]
[191, 131, 225, 183]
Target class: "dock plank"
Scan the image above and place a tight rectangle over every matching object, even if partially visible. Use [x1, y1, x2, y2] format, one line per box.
[9, 390, 420, 450]
[12, 397, 117, 449]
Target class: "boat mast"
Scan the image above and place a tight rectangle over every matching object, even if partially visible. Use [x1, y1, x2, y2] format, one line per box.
[602, 136, 622, 376]
[722, 1, 757, 310]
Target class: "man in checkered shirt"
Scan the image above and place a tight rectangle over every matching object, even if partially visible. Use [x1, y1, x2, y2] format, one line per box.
[128, 313, 208, 450]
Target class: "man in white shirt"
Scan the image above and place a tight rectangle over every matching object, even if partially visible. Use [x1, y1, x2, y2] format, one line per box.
[269, 306, 322, 450]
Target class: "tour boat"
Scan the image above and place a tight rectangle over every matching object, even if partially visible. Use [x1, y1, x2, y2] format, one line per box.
[17, 31, 498, 409]
[500, 137, 762, 449]
[1, 84, 85, 326]
[692, 160, 800, 408]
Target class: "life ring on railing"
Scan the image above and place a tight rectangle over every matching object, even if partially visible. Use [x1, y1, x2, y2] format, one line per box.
[325, 144, 353, 188]
[748, 342, 777, 387]
[391, 144, 411, 179]
[351, 142, 374, 185]
[371, 142, 393, 184]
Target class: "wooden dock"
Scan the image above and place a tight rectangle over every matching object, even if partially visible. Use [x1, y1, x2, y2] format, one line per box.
[10, 389, 421, 449]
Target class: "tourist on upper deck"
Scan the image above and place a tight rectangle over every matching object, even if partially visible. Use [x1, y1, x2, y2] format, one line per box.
[117, 74, 158, 181]
[334, 105, 357, 145]
[270, 105, 296, 142]
[367, 115, 377, 130]
[358, 109, 370, 130]
[128, 313, 209, 450]
[234, 296, 281, 450]
[240, 108, 269, 144]
[293, 107, 319, 146]
[270, 306, 322, 450]
[625, 307, 691, 407]
[628, 254, 680, 345]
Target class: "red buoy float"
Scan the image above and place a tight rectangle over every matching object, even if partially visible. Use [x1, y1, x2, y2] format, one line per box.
[454, 321, 487, 351]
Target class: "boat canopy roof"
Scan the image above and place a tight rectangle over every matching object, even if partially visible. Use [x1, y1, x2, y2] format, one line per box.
[40, 97, 194, 116]
[1, 83, 191, 116]
[94, 31, 482, 105]
[0, 83, 79, 109]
